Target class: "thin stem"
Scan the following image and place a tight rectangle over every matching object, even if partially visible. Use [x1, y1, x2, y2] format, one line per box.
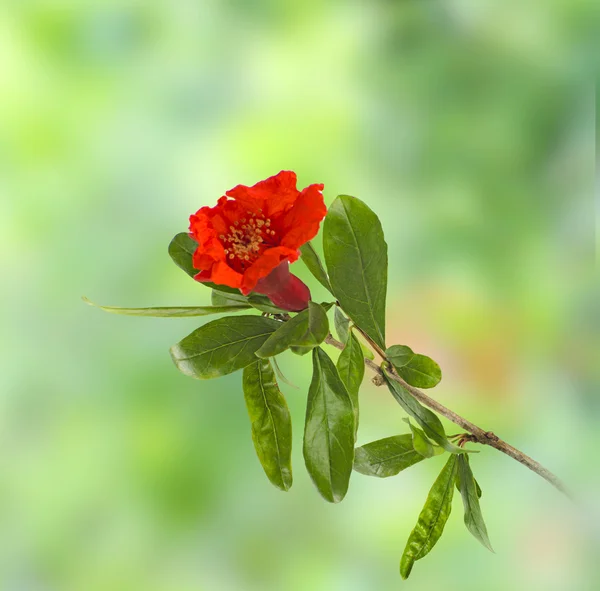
[324, 334, 572, 500]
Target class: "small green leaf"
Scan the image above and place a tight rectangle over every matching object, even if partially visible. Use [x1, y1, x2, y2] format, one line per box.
[337, 333, 365, 435]
[256, 302, 329, 358]
[170, 316, 282, 379]
[455, 457, 483, 498]
[303, 347, 355, 503]
[323, 195, 388, 351]
[383, 370, 468, 454]
[334, 307, 350, 345]
[299, 242, 333, 293]
[271, 356, 299, 389]
[83, 297, 250, 317]
[457, 454, 493, 552]
[168, 232, 198, 278]
[353, 435, 425, 478]
[404, 418, 436, 458]
[400, 455, 458, 579]
[386, 345, 442, 389]
[243, 359, 293, 491]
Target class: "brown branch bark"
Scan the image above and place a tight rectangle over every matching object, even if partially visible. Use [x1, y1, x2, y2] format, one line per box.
[324, 334, 572, 499]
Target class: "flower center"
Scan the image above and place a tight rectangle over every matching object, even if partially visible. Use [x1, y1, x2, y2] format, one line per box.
[219, 211, 277, 264]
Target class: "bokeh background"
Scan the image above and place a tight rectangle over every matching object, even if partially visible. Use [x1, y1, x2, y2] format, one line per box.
[1, 1, 598, 589]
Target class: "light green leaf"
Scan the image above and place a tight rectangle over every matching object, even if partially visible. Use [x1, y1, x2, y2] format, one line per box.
[170, 316, 282, 379]
[337, 333, 364, 435]
[299, 242, 333, 293]
[334, 307, 350, 345]
[400, 455, 458, 579]
[256, 302, 329, 358]
[353, 435, 425, 478]
[303, 347, 355, 503]
[404, 418, 436, 458]
[457, 455, 494, 552]
[83, 297, 250, 317]
[383, 370, 469, 454]
[386, 345, 442, 389]
[243, 359, 293, 491]
[323, 195, 388, 351]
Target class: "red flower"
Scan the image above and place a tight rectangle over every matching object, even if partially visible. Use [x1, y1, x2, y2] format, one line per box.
[189, 171, 326, 311]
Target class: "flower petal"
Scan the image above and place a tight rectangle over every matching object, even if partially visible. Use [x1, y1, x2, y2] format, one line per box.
[279, 183, 326, 250]
[240, 245, 299, 295]
[195, 260, 243, 289]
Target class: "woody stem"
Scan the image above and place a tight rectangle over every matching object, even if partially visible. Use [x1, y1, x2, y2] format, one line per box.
[324, 334, 572, 500]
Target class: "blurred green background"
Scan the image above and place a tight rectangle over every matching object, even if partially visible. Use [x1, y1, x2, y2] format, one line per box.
[1, 1, 598, 589]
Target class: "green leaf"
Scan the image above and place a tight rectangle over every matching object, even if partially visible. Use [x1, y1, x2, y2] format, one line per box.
[383, 370, 468, 454]
[83, 297, 250, 317]
[386, 345, 442, 389]
[400, 455, 458, 579]
[323, 195, 388, 351]
[256, 302, 329, 358]
[404, 418, 436, 458]
[170, 316, 282, 379]
[299, 242, 333, 293]
[303, 347, 355, 503]
[455, 462, 483, 498]
[334, 307, 350, 345]
[211, 288, 285, 315]
[246, 294, 288, 315]
[168, 232, 198, 278]
[456, 454, 493, 552]
[353, 435, 425, 478]
[243, 359, 293, 491]
[337, 333, 364, 435]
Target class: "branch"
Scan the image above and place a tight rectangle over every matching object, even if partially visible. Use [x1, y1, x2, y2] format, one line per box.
[324, 334, 572, 499]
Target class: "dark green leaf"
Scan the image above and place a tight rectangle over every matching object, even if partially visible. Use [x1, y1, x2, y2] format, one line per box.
[323, 195, 388, 351]
[170, 316, 282, 379]
[383, 370, 468, 454]
[83, 297, 250, 317]
[256, 302, 329, 358]
[457, 455, 493, 552]
[400, 455, 458, 579]
[386, 345, 442, 389]
[243, 359, 293, 491]
[299, 242, 333, 293]
[404, 418, 436, 458]
[337, 333, 364, 435]
[353, 435, 425, 478]
[455, 463, 483, 498]
[303, 347, 355, 503]
[211, 288, 285, 314]
[290, 345, 313, 356]
[168, 232, 198, 278]
[334, 307, 350, 345]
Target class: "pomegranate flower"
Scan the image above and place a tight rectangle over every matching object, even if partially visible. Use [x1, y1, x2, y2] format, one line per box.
[189, 171, 326, 311]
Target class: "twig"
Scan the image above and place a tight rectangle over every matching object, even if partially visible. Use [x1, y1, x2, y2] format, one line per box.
[324, 334, 572, 499]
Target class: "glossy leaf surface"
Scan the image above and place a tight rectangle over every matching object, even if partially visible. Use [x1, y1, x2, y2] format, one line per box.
[334, 307, 350, 345]
[323, 195, 387, 351]
[457, 455, 493, 552]
[404, 418, 436, 458]
[386, 345, 442, 389]
[337, 333, 364, 434]
[353, 435, 425, 478]
[299, 242, 333, 293]
[243, 359, 293, 491]
[256, 302, 329, 358]
[170, 316, 282, 379]
[303, 347, 355, 503]
[400, 455, 458, 579]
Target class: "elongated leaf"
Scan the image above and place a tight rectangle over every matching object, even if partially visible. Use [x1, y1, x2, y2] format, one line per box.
[211, 288, 285, 314]
[400, 455, 458, 579]
[323, 195, 388, 351]
[337, 333, 364, 434]
[303, 347, 355, 503]
[243, 360, 293, 491]
[256, 302, 329, 358]
[299, 242, 333, 293]
[457, 455, 493, 552]
[354, 435, 425, 478]
[83, 297, 250, 317]
[170, 316, 282, 379]
[334, 307, 350, 345]
[387, 345, 442, 389]
[455, 461, 483, 498]
[404, 418, 436, 458]
[383, 370, 468, 454]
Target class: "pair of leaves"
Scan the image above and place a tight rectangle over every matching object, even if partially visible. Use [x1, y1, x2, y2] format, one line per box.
[256, 302, 329, 358]
[386, 345, 442, 389]
[300, 197, 388, 353]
